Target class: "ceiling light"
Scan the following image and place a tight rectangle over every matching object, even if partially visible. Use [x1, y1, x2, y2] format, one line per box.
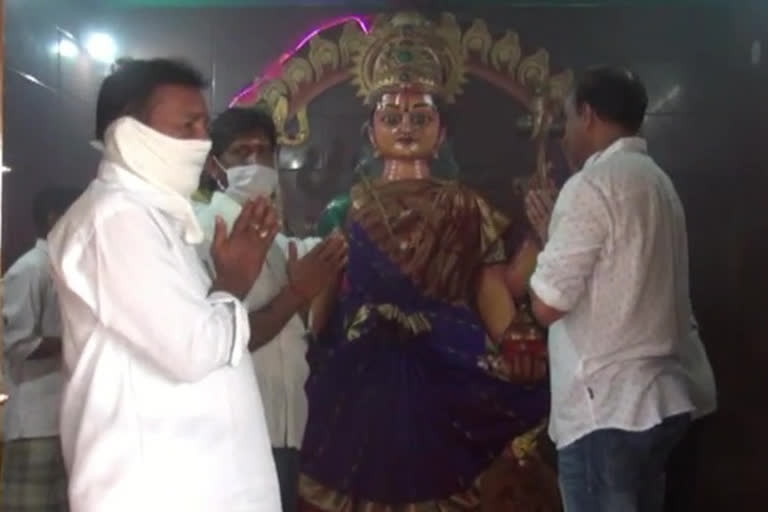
[85, 32, 117, 64]
[51, 39, 80, 59]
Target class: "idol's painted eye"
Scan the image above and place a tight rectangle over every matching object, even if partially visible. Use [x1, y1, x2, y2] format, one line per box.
[410, 112, 433, 127]
[380, 111, 403, 127]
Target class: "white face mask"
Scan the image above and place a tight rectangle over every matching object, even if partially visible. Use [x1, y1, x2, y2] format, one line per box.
[222, 162, 279, 206]
[103, 116, 211, 198]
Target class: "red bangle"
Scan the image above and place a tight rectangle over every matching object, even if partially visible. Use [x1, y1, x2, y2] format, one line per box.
[501, 330, 548, 358]
[505, 340, 547, 357]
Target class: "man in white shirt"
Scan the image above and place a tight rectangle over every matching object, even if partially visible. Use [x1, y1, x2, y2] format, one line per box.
[527, 67, 715, 512]
[48, 58, 283, 512]
[1, 187, 81, 511]
[194, 107, 346, 512]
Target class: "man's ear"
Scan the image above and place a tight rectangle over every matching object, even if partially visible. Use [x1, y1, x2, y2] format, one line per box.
[204, 154, 228, 189]
[581, 103, 597, 130]
[205, 154, 222, 177]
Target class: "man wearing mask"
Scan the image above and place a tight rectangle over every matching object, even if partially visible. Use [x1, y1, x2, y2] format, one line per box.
[193, 107, 346, 512]
[526, 67, 714, 512]
[48, 58, 282, 511]
[2, 187, 80, 511]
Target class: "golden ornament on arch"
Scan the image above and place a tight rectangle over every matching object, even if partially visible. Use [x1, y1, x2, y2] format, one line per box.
[234, 10, 573, 149]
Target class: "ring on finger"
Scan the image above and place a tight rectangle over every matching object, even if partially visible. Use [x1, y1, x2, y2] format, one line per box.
[250, 223, 270, 238]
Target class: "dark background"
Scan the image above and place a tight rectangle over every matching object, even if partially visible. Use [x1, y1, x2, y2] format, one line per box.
[4, 0, 768, 509]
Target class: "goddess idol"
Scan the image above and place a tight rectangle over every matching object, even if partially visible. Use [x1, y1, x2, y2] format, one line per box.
[299, 13, 558, 512]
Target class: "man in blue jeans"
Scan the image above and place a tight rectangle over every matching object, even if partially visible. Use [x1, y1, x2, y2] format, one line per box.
[526, 66, 715, 511]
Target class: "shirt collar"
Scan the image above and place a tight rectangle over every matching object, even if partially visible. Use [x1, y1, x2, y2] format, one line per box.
[35, 238, 48, 252]
[97, 160, 204, 244]
[583, 136, 647, 169]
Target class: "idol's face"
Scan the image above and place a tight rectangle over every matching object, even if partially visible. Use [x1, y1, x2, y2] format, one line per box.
[370, 91, 443, 160]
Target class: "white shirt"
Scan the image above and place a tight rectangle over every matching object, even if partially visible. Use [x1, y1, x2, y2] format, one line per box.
[530, 137, 714, 449]
[47, 162, 281, 512]
[2, 239, 63, 440]
[683, 317, 717, 420]
[196, 191, 319, 448]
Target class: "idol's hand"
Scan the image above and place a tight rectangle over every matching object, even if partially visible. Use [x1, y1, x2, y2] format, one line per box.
[524, 179, 558, 244]
[211, 197, 279, 300]
[287, 231, 347, 302]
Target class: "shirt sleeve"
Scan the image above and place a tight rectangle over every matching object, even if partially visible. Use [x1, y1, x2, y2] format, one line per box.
[682, 313, 717, 418]
[530, 175, 611, 312]
[66, 207, 250, 383]
[2, 259, 45, 364]
[40, 272, 62, 339]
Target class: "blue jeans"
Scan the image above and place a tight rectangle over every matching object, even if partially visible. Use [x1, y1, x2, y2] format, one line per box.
[558, 413, 690, 512]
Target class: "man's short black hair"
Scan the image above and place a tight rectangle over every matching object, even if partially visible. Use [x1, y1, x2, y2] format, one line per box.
[95, 58, 207, 141]
[209, 107, 278, 157]
[572, 66, 648, 134]
[32, 187, 82, 237]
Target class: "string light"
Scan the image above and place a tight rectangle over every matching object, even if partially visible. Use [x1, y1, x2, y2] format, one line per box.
[229, 15, 372, 106]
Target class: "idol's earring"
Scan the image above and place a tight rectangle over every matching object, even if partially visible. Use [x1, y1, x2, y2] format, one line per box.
[366, 123, 381, 159]
[433, 128, 446, 159]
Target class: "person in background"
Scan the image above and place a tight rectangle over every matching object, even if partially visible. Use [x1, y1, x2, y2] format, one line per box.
[526, 66, 715, 512]
[194, 107, 346, 512]
[192, 107, 274, 200]
[47, 58, 282, 511]
[1, 187, 81, 512]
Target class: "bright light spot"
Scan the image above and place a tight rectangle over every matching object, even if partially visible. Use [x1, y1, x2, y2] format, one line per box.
[50, 39, 80, 59]
[288, 159, 302, 170]
[17, 71, 46, 88]
[85, 33, 117, 64]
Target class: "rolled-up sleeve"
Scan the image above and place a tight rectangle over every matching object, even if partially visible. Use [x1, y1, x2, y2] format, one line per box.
[530, 175, 611, 313]
[62, 207, 250, 382]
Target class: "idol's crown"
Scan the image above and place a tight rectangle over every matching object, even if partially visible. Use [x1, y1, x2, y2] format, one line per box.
[353, 12, 465, 103]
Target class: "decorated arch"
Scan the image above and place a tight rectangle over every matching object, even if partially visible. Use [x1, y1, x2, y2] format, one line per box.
[232, 11, 571, 146]
[231, 11, 572, 234]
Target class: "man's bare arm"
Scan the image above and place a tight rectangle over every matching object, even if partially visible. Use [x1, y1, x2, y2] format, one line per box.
[247, 287, 305, 352]
[530, 293, 566, 328]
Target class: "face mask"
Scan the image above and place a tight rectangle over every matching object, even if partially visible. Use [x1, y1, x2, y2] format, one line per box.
[223, 163, 279, 206]
[103, 116, 211, 198]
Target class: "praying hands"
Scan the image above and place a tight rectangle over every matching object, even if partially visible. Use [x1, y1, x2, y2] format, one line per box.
[210, 196, 280, 299]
